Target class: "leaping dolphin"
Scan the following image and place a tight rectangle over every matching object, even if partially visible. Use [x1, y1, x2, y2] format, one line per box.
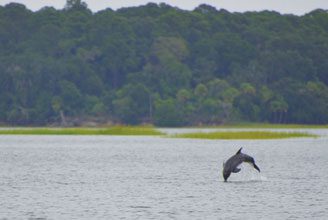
[222, 147, 260, 182]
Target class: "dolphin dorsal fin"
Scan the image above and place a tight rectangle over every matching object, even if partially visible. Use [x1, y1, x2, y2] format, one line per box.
[236, 147, 242, 155]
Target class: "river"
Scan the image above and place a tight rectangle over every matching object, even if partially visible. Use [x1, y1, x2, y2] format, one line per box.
[0, 129, 327, 219]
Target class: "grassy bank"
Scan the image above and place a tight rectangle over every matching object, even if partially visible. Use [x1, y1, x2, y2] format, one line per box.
[203, 123, 328, 129]
[0, 124, 323, 138]
[172, 131, 317, 140]
[0, 126, 163, 136]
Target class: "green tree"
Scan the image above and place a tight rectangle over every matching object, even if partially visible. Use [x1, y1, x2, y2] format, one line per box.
[154, 98, 186, 127]
[268, 97, 288, 123]
[113, 83, 151, 124]
[59, 80, 83, 115]
[0, 4, 327, 125]
[65, 0, 88, 10]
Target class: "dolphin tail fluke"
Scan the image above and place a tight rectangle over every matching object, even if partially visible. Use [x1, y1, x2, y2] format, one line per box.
[253, 163, 260, 172]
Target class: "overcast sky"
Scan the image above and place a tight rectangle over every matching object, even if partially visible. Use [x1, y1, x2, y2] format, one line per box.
[0, 0, 327, 15]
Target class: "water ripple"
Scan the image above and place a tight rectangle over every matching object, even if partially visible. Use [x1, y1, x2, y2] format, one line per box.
[0, 134, 327, 219]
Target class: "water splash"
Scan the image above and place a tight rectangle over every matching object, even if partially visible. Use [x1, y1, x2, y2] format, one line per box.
[225, 163, 269, 183]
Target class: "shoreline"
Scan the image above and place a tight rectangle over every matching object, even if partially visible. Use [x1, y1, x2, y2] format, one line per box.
[0, 125, 323, 139]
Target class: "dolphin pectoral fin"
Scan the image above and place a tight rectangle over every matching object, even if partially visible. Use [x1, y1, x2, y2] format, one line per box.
[253, 163, 260, 172]
[232, 167, 241, 173]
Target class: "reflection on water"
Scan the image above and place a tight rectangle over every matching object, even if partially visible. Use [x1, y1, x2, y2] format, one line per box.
[0, 129, 327, 219]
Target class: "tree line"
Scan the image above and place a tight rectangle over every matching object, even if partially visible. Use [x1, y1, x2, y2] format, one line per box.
[0, 1, 327, 126]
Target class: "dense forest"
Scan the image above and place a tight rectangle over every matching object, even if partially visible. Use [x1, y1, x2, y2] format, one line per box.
[0, 0, 328, 126]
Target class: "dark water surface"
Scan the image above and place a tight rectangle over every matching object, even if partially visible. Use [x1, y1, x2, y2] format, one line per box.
[0, 129, 327, 219]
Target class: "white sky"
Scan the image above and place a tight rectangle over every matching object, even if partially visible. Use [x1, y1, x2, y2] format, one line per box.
[0, 0, 327, 15]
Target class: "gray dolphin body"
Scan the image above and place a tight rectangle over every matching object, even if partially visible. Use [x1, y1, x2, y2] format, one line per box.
[222, 147, 260, 182]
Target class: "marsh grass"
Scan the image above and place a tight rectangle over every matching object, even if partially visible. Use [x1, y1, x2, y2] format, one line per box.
[172, 131, 317, 140]
[206, 123, 328, 129]
[0, 126, 163, 136]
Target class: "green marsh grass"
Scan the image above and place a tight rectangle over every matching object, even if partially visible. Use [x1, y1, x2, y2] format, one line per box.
[0, 126, 163, 136]
[173, 131, 317, 140]
[204, 123, 328, 129]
